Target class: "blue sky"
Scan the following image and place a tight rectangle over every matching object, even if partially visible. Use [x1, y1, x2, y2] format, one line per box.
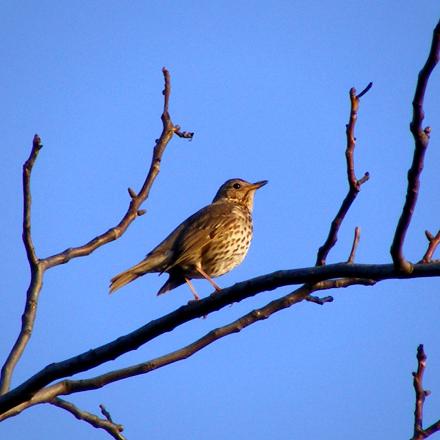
[1, 2, 440, 439]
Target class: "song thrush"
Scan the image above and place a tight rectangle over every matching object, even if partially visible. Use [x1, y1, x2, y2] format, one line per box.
[109, 178, 267, 299]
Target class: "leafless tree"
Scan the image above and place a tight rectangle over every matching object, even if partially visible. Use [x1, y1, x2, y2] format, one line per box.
[1, 20, 439, 440]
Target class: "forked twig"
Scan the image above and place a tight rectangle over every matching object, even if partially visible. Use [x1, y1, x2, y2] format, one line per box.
[316, 84, 371, 266]
[420, 230, 440, 263]
[52, 398, 125, 440]
[42, 67, 192, 269]
[411, 345, 440, 440]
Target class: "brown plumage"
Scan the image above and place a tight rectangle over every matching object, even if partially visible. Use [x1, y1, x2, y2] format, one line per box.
[109, 178, 267, 299]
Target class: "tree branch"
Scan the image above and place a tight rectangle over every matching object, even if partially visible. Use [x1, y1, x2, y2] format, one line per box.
[347, 226, 361, 264]
[51, 398, 125, 440]
[41, 67, 192, 269]
[316, 84, 371, 266]
[420, 230, 440, 263]
[0, 135, 44, 395]
[0, 68, 192, 397]
[390, 20, 440, 272]
[0, 277, 374, 419]
[304, 294, 334, 305]
[411, 344, 440, 440]
[1, 260, 440, 415]
[22, 134, 42, 265]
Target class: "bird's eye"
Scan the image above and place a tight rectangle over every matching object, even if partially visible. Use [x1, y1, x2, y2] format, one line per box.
[233, 183, 241, 189]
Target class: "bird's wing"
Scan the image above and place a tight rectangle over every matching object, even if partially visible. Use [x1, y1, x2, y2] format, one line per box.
[161, 202, 235, 271]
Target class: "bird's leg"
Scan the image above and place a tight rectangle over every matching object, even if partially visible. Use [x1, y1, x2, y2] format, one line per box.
[195, 267, 222, 292]
[184, 277, 200, 301]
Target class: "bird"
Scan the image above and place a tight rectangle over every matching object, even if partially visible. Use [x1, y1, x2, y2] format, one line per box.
[109, 178, 267, 300]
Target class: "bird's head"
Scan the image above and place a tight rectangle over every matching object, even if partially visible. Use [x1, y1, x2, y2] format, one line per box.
[212, 178, 268, 211]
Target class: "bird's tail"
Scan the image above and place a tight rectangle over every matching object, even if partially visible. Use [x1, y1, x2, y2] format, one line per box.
[109, 268, 140, 293]
[109, 257, 159, 294]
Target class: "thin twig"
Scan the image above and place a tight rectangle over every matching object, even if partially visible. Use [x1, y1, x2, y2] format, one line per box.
[22, 134, 42, 265]
[52, 398, 125, 440]
[347, 227, 361, 264]
[391, 20, 440, 273]
[413, 345, 429, 438]
[419, 230, 440, 263]
[0, 135, 44, 395]
[99, 404, 114, 423]
[410, 344, 440, 440]
[305, 295, 334, 305]
[316, 84, 371, 266]
[41, 67, 192, 269]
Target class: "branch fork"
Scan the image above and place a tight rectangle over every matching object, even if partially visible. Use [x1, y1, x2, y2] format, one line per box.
[0, 67, 193, 431]
[316, 83, 372, 266]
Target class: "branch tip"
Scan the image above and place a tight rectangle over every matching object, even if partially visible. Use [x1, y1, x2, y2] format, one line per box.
[127, 188, 137, 199]
[420, 230, 440, 264]
[33, 134, 42, 150]
[356, 82, 373, 99]
[347, 227, 361, 264]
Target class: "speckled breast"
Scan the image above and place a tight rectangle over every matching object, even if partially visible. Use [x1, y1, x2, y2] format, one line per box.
[200, 205, 253, 277]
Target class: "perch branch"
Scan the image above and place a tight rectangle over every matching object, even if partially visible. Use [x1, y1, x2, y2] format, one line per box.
[41, 67, 192, 269]
[2, 256, 440, 417]
[411, 344, 440, 440]
[7, 260, 440, 415]
[2, 261, 440, 415]
[391, 20, 440, 272]
[52, 398, 125, 440]
[316, 84, 371, 266]
[0, 135, 45, 395]
[0, 277, 375, 419]
[420, 230, 440, 263]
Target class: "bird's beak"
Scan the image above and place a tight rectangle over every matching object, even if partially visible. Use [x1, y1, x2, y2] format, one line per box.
[249, 180, 268, 190]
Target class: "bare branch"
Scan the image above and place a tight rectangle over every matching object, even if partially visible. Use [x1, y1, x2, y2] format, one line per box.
[413, 345, 429, 438]
[1, 261, 439, 414]
[347, 226, 361, 264]
[52, 398, 125, 440]
[305, 295, 334, 305]
[22, 259, 440, 416]
[99, 404, 114, 423]
[316, 85, 371, 266]
[424, 420, 440, 439]
[411, 344, 440, 440]
[41, 67, 192, 270]
[420, 230, 440, 263]
[173, 125, 194, 139]
[1, 260, 440, 414]
[1, 68, 191, 397]
[391, 20, 440, 272]
[0, 277, 376, 419]
[22, 134, 42, 265]
[0, 135, 45, 395]
[356, 82, 373, 99]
